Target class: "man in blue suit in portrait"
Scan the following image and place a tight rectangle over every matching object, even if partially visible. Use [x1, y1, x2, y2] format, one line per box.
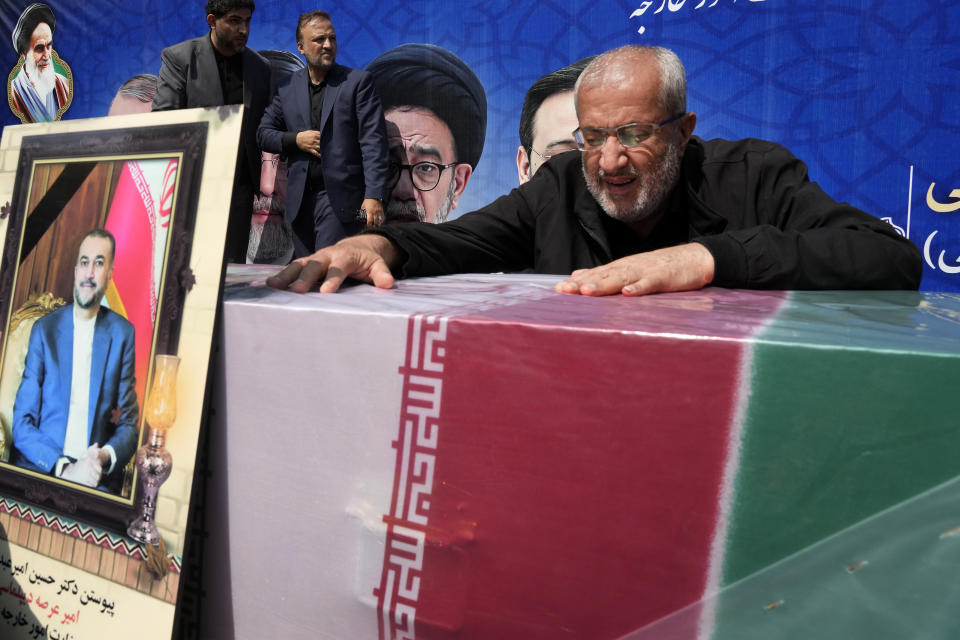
[11, 229, 139, 495]
[257, 10, 390, 256]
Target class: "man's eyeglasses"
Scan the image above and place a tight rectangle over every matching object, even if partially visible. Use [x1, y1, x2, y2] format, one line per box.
[388, 161, 459, 192]
[573, 113, 686, 151]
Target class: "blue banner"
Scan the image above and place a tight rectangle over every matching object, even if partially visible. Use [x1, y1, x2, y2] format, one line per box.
[3, 0, 958, 291]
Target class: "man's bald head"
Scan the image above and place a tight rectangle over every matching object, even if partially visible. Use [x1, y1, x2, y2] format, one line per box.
[575, 46, 687, 120]
[574, 45, 696, 231]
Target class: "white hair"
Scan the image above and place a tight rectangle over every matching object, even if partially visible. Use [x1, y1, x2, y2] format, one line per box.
[24, 52, 56, 98]
[575, 45, 687, 117]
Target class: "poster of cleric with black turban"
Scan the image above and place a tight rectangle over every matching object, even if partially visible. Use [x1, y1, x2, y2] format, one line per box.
[6, 2, 72, 123]
[366, 43, 487, 225]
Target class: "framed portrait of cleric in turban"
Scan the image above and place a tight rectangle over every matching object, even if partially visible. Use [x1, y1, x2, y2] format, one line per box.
[6, 3, 74, 124]
[0, 107, 240, 639]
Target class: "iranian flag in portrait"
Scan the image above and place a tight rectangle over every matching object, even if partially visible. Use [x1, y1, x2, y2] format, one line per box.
[102, 158, 178, 411]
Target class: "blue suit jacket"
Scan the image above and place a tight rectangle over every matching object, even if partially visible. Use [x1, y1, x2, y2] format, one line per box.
[257, 64, 390, 223]
[11, 305, 140, 490]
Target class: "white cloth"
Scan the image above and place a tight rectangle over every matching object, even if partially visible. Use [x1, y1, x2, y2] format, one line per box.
[63, 306, 95, 461]
[55, 306, 117, 478]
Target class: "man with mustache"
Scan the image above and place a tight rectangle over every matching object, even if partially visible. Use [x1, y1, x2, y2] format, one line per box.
[268, 45, 921, 296]
[8, 3, 72, 124]
[365, 44, 487, 225]
[257, 12, 389, 256]
[152, 0, 272, 263]
[11, 230, 139, 495]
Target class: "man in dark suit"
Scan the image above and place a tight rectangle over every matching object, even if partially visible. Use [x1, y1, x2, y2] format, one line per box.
[12, 230, 139, 495]
[152, 0, 272, 263]
[257, 10, 390, 255]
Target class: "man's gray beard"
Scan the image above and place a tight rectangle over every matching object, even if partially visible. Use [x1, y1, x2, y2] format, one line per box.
[386, 177, 456, 224]
[25, 54, 56, 98]
[582, 141, 683, 224]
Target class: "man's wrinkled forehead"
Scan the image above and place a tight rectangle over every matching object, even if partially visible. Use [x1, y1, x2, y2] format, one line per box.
[576, 52, 662, 111]
[388, 135, 444, 163]
[386, 107, 456, 160]
[30, 23, 52, 48]
[577, 84, 665, 132]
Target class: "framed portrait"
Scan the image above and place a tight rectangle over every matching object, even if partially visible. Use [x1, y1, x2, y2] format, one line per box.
[0, 107, 241, 639]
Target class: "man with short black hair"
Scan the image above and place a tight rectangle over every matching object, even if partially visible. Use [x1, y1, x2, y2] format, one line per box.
[153, 0, 272, 262]
[269, 45, 921, 297]
[258, 11, 390, 255]
[12, 229, 139, 494]
[517, 57, 594, 184]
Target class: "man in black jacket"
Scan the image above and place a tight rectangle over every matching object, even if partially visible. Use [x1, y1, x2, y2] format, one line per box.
[267, 45, 922, 297]
[153, 0, 272, 263]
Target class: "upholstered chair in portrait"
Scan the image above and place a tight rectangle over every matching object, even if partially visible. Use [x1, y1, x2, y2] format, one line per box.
[0, 292, 67, 461]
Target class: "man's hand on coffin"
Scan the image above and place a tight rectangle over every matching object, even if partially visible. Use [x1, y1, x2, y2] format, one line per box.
[555, 242, 715, 297]
[266, 234, 399, 293]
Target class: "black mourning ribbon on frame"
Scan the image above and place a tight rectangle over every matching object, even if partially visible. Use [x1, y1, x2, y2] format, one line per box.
[19, 162, 98, 264]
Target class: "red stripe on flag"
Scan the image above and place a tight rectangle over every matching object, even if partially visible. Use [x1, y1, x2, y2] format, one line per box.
[104, 161, 155, 413]
[414, 323, 742, 638]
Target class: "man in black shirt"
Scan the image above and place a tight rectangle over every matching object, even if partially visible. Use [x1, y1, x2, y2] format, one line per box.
[153, 0, 272, 263]
[257, 11, 390, 255]
[267, 45, 921, 296]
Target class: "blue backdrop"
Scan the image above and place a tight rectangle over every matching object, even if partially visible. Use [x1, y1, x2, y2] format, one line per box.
[3, 0, 959, 291]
